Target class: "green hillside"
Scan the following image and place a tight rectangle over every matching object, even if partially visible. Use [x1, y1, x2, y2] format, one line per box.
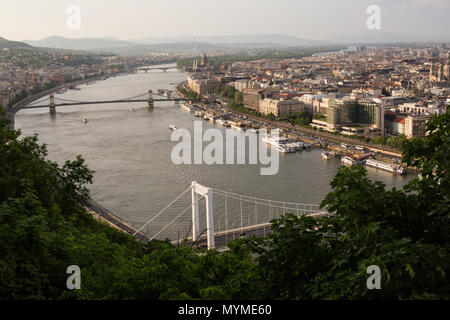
[0, 37, 32, 49]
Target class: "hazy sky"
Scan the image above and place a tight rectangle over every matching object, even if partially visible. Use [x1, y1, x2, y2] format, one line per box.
[1, 0, 449, 41]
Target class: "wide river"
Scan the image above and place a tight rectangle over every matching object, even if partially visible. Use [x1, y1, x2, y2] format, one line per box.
[15, 64, 416, 239]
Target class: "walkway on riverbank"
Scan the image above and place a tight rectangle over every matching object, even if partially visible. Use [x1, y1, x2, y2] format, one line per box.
[174, 83, 403, 160]
[86, 199, 149, 242]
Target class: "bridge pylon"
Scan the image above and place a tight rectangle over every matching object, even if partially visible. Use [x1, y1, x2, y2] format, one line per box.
[49, 94, 56, 115]
[191, 181, 215, 249]
[6, 108, 15, 129]
[146, 90, 154, 109]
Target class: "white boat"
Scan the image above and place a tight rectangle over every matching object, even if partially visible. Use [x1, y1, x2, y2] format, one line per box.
[129, 107, 135, 112]
[275, 144, 295, 153]
[263, 136, 295, 153]
[262, 136, 289, 146]
[365, 159, 407, 175]
[321, 151, 331, 160]
[286, 142, 302, 151]
[168, 125, 177, 131]
[341, 156, 358, 165]
[293, 141, 304, 150]
[216, 119, 229, 126]
[82, 117, 88, 123]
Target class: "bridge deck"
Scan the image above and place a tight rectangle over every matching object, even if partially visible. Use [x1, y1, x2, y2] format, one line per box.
[175, 211, 333, 249]
[21, 98, 187, 109]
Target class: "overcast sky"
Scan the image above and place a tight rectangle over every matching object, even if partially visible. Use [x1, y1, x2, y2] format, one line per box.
[1, 0, 449, 41]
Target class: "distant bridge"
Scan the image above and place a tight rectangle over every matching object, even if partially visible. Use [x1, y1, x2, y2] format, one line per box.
[138, 66, 179, 73]
[8, 90, 187, 119]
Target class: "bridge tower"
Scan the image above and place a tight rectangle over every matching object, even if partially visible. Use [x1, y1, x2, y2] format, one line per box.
[49, 94, 56, 115]
[6, 108, 15, 129]
[146, 89, 154, 109]
[191, 181, 215, 249]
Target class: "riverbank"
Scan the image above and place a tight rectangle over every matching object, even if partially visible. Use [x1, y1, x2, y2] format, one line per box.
[86, 199, 149, 242]
[174, 83, 410, 169]
[6, 62, 181, 127]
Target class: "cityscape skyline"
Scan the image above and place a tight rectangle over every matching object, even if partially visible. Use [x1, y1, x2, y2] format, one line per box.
[1, 0, 450, 43]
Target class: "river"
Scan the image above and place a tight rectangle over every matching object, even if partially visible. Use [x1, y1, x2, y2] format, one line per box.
[14, 63, 416, 239]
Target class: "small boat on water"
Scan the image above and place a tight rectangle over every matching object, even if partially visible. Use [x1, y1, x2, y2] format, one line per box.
[129, 107, 135, 112]
[364, 158, 407, 175]
[341, 156, 358, 165]
[82, 117, 88, 123]
[321, 151, 331, 160]
[168, 125, 177, 131]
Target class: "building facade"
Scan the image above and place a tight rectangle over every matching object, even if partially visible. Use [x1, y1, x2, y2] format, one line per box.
[259, 98, 306, 117]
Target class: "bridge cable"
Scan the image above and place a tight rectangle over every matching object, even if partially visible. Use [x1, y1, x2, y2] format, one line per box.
[132, 185, 192, 236]
[151, 192, 206, 241]
[213, 190, 324, 214]
[121, 93, 147, 101]
[150, 204, 191, 241]
[27, 97, 50, 106]
[211, 188, 323, 207]
[54, 97, 90, 103]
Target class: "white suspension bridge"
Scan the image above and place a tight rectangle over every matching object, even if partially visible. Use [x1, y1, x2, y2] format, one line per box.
[130, 182, 331, 250]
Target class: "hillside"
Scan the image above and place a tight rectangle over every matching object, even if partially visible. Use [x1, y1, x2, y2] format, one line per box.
[0, 37, 32, 49]
[23, 36, 134, 50]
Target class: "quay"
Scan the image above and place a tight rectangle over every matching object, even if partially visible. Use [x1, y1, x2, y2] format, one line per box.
[86, 199, 149, 242]
[174, 83, 404, 162]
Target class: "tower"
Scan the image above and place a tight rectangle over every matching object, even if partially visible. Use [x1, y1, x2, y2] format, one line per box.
[429, 61, 434, 81]
[49, 94, 56, 115]
[444, 52, 450, 79]
[201, 52, 208, 67]
[146, 89, 154, 109]
[438, 63, 442, 82]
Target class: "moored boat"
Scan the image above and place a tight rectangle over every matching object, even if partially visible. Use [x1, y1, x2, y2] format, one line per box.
[341, 156, 358, 165]
[321, 151, 331, 160]
[364, 158, 407, 175]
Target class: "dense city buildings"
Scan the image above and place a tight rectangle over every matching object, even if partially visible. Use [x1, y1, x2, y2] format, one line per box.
[187, 46, 450, 139]
[0, 48, 173, 109]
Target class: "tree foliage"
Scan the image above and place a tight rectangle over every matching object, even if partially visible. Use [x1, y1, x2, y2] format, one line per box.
[0, 107, 448, 300]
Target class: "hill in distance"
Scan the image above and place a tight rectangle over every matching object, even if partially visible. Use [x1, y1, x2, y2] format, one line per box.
[0, 37, 33, 49]
[22, 34, 329, 52]
[130, 34, 328, 47]
[23, 36, 135, 50]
